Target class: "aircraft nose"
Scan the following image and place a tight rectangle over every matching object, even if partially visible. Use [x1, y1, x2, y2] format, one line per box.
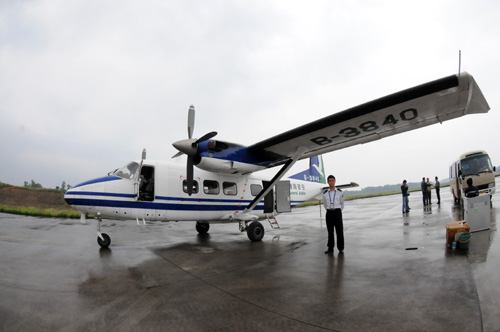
[64, 187, 77, 205]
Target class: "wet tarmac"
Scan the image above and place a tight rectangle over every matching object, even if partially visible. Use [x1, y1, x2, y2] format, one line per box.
[0, 182, 499, 332]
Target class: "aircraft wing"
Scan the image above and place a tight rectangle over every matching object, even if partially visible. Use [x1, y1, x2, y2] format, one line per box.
[249, 72, 490, 161]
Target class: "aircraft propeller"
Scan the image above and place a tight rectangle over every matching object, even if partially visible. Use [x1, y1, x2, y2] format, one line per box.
[172, 105, 217, 195]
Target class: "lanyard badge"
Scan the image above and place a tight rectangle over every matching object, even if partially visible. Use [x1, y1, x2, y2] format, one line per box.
[329, 190, 336, 209]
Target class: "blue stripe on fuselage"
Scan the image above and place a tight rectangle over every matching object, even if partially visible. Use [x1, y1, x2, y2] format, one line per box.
[66, 191, 307, 212]
[72, 176, 122, 188]
[67, 191, 135, 198]
[67, 191, 252, 204]
[155, 195, 250, 204]
[67, 198, 264, 211]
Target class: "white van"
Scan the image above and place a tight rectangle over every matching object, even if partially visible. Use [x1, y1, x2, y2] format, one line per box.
[449, 150, 496, 204]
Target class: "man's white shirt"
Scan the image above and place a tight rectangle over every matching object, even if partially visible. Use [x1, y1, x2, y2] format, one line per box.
[323, 188, 344, 211]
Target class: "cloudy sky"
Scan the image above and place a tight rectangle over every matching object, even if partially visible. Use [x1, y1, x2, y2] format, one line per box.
[1, 0, 499, 189]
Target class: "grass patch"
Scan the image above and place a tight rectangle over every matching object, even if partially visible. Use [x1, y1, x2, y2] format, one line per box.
[0, 204, 81, 219]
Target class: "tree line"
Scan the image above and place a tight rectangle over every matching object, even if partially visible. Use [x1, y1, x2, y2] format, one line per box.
[23, 180, 71, 192]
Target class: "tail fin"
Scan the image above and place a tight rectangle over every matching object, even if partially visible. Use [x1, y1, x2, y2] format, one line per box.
[289, 155, 326, 184]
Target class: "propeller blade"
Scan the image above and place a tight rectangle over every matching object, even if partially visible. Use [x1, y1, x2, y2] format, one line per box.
[195, 131, 218, 144]
[187, 155, 194, 196]
[173, 105, 214, 195]
[188, 105, 195, 139]
[172, 151, 184, 159]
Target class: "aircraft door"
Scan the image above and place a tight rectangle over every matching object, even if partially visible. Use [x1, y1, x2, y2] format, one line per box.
[276, 181, 291, 213]
[133, 160, 144, 201]
[263, 181, 274, 213]
[138, 165, 155, 202]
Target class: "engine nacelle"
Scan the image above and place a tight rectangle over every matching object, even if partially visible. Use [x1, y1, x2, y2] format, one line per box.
[195, 156, 266, 174]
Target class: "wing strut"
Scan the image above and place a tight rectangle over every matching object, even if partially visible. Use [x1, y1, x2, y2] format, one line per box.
[243, 147, 306, 214]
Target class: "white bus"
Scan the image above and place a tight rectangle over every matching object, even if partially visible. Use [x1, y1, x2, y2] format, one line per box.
[449, 150, 496, 204]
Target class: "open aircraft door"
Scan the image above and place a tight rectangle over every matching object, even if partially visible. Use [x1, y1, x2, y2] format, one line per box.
[275, 181, 291, 213]
[262, 180, 291, 213]
[263, 181, 274, 213]
[133, 159, 144, 201]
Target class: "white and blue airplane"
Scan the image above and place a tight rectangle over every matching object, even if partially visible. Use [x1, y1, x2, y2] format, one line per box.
[64, 72, 490, 248]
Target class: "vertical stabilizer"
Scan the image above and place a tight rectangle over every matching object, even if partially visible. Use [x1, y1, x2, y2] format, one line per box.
[289, 155, 326, 184]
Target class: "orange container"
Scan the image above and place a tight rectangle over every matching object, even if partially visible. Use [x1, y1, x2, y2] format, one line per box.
[446, 221, 470, 248]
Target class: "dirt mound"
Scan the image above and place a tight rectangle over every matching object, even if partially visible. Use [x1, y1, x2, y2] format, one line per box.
[0, 186, 69, 209]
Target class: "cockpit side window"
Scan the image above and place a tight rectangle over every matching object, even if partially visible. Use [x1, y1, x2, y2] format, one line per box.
[113, 162, 139, 179]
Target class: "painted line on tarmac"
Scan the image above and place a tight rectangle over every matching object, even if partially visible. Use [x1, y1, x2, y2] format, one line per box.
[0, 235, 69, 244]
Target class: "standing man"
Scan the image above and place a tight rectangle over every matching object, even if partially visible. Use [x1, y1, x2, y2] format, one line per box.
[323, 175, 345, 254]
[421, 177, 427, 206]
[426, 177, 432, 205]
[401, 180, 409, 214]
[434, 176, 441, 205]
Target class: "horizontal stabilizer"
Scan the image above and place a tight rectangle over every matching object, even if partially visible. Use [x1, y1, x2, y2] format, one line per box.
[322, 182, 359, 192]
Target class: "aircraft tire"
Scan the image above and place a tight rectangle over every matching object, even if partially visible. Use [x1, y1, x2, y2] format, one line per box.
[97, 233, 111, 248]
[247, 221, 264, 242]
[196, 222, 210, 234]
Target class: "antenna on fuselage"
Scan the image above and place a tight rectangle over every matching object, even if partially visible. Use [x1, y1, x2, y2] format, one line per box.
[142, 148, 146, 160]
[458, 50, 461, 77]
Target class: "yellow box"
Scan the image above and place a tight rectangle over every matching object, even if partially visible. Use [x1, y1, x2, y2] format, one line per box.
[446, 221, 470, 248]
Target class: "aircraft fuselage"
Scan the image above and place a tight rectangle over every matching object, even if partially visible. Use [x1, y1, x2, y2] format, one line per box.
[64, 160, 324, 223]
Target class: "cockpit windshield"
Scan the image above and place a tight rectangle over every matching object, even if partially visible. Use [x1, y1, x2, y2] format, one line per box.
[462, 154, 493, 176]
[113, 162, 139, 179]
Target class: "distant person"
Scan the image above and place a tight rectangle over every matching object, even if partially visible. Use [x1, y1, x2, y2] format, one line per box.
[426, 177, 432, 205]
[434, 176, 441, 205]
[464, 178, 479, 197]
[401, 180, 409, 214]
[323, 175, 345, 255]
[421, 177, 427, 206]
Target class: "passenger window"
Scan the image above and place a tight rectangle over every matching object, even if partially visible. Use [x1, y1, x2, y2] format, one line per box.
[223, 182, 237, 196]
[250, 184, 262, 196]
[182, 180, 199, 194]
[203, 180, 220, 195]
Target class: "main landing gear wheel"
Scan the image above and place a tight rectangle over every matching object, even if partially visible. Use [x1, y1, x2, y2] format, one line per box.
[196, 222, 210, 234]
[247, 221, 265, 242]
[97, 233, 111, 248]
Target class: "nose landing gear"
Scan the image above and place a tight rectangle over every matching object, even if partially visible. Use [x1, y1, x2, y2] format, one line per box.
[96, 213, 111, 248]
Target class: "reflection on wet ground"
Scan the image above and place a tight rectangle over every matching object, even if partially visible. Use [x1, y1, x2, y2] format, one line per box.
[0, 179, 499, 331]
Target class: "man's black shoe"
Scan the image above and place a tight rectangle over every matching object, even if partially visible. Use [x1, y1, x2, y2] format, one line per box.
[338, 250, 344, 255]
[324, 249, 333, 254]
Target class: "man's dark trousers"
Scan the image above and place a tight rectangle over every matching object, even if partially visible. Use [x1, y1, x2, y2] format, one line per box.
[326, 209, 344, 251]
